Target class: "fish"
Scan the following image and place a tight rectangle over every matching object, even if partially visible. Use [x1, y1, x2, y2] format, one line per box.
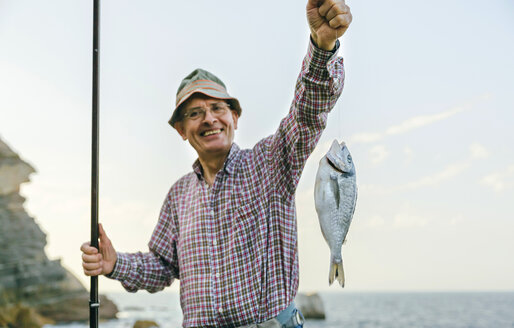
[314, 140, 357, 287]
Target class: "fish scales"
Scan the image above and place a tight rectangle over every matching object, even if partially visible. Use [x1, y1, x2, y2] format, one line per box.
[314, 139, 357, 287]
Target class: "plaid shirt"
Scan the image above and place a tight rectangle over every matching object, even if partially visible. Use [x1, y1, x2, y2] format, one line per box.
[109, 39, 344, 327]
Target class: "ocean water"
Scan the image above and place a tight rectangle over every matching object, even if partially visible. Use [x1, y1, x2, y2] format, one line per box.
[44, 291, 514, 328]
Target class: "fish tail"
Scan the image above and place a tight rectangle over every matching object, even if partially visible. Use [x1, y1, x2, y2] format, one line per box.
[328, 260, 345, 287]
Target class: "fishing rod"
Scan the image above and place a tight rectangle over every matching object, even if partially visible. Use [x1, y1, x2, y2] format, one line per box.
[90, 0, 100, 327]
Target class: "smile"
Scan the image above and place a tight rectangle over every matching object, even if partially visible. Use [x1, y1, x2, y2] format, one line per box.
[201, 129, 222, 137]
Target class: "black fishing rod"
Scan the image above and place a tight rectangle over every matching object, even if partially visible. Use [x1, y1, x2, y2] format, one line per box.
[90, 0, 100, 327]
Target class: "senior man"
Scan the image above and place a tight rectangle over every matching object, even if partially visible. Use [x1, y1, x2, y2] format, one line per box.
[81, 0, 352, 326]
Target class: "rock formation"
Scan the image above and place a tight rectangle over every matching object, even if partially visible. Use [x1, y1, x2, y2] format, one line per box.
[0, 136, 118, 323]
[295, 292, 326, 319]
[133, 320, 160, 328]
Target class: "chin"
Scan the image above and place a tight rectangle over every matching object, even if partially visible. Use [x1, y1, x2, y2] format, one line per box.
[203, 141, 231, 153]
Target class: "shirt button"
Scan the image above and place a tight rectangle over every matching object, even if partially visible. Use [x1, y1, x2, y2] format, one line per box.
[212, 239, 217, 246]
[218, 307, 223, 313]
[215, 273, 220, 278]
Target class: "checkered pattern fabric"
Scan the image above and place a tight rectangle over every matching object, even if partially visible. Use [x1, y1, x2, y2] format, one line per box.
[108, 39, 345, 327]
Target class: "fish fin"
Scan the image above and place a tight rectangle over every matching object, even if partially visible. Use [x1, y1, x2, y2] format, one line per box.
[337, 262, 345, 287]
[328, 261, 345, 287]
[329, 174, 340, 209]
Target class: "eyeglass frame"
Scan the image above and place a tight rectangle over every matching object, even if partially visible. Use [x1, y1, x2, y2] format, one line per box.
[180, 101, 232, 122]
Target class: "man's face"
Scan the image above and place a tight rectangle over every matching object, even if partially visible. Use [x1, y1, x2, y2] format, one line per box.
[175, 94, 239, 160]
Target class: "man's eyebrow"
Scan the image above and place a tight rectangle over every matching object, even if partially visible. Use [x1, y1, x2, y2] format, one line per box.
[186, 102, 225, 110]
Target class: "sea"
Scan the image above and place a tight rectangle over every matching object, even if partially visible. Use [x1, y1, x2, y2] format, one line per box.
[43, 291, 514, 328]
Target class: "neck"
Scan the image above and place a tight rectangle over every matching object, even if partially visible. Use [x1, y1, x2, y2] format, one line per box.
[198, 150, 230, 186]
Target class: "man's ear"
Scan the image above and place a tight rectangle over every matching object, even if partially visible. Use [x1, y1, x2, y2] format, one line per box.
[232, 110, 239, 130]
[174, 121, 187, 140]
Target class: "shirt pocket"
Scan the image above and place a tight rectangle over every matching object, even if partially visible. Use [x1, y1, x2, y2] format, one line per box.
[228, 199, 265, 303]
[231, 199, 266, 256]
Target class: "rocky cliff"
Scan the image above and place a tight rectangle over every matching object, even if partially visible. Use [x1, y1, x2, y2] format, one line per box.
[0, 136, 118, 323]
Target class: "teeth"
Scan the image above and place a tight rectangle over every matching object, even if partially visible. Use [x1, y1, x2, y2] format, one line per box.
[203, 129, 221, 136]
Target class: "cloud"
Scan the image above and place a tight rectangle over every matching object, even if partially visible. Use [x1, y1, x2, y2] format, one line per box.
[481, 164, 514, 192]
[393, 212, 428, 228]
[385, 106, 465, 136]
[362, 142, 490, 193]
[447, 214, 465, 226]
[369, 145, 389, 165]
[363, 215, 386, 228]
[403, 146, 414, 164]
[361, 211, 466, 230]
[399, 161, 470, 190]
[469, 143, 489, 159]
[349, 132, 382, 144]
[348, 95, 488, 145]
[358, 183, 389, 194]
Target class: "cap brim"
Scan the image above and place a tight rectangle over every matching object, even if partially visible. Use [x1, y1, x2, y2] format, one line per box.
[169, 89, 242, 127]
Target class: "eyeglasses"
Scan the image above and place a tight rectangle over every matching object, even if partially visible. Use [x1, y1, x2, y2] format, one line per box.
[182, 102, 231, 122]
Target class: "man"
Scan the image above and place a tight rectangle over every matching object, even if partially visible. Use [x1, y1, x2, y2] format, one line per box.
[81, 0, 352, 326]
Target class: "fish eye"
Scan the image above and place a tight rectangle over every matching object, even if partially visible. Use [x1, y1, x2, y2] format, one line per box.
[347, 154, 352, 163]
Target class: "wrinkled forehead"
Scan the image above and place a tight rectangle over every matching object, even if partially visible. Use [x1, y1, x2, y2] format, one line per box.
[181, 93, 226, 110]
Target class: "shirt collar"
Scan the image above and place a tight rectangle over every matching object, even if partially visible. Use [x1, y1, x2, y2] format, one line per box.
[192, 143, 241, 178]
[223, 143, 240, 174]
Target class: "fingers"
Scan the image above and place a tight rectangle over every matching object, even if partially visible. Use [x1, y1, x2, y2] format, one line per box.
[81, 224, 114, 276]
[80, 241, 98, 254]
[318, 0, 346, 16]
[329, 13, 352, 29]
[309, 0, 352, 37]
[83, 266, 103, 276]
[81, 224, 116, 276]
[82, 248, 104, 276]
[324, 3, 350, 21]
[318, 0, 351, 29]
[82, 251, 102, 263]
[82, 258, 102, 271]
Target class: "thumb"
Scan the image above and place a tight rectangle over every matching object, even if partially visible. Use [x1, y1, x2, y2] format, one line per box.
[98, 223, 112, 247]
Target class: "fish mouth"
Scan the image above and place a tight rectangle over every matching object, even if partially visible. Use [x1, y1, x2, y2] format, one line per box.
[326, 157, 344, 173]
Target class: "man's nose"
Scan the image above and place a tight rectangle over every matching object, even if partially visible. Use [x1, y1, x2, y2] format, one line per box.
[202, 108, 217, 124]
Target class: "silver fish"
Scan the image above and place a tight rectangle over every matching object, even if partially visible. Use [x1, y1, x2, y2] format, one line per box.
[314, 140, 357, 287]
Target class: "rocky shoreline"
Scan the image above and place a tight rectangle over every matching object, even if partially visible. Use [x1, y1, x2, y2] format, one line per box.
[0, 136, 118, 327]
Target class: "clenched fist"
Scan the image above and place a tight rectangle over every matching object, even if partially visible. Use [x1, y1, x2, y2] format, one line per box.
[307, 0, 352, 51]
[80, 223, 117, 276]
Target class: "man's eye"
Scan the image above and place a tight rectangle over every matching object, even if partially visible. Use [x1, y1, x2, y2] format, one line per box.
[188, 110, 200, 118]
[213, 104, 223, 112]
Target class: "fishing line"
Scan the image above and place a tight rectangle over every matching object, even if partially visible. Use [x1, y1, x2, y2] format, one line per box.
[337, 28, 343, 140]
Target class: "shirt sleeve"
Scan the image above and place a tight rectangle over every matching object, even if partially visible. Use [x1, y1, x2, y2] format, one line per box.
[263, 38, 345, 197]
[106, 195, 180, 293]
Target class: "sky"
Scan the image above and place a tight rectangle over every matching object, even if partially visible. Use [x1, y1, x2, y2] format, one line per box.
[1, 0, 513, 294]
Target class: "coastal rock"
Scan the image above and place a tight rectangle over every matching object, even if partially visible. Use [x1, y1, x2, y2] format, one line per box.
[295, 292, 326, 319]
[133, 320, 160, 328]
[34, 273, 118, 322]
[0, 303, 53, 328]
[0, 140, 35, 196]
[0, 136, 118, 324]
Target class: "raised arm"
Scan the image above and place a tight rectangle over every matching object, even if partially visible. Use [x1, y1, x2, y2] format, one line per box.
[259, 0, 351, 196]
